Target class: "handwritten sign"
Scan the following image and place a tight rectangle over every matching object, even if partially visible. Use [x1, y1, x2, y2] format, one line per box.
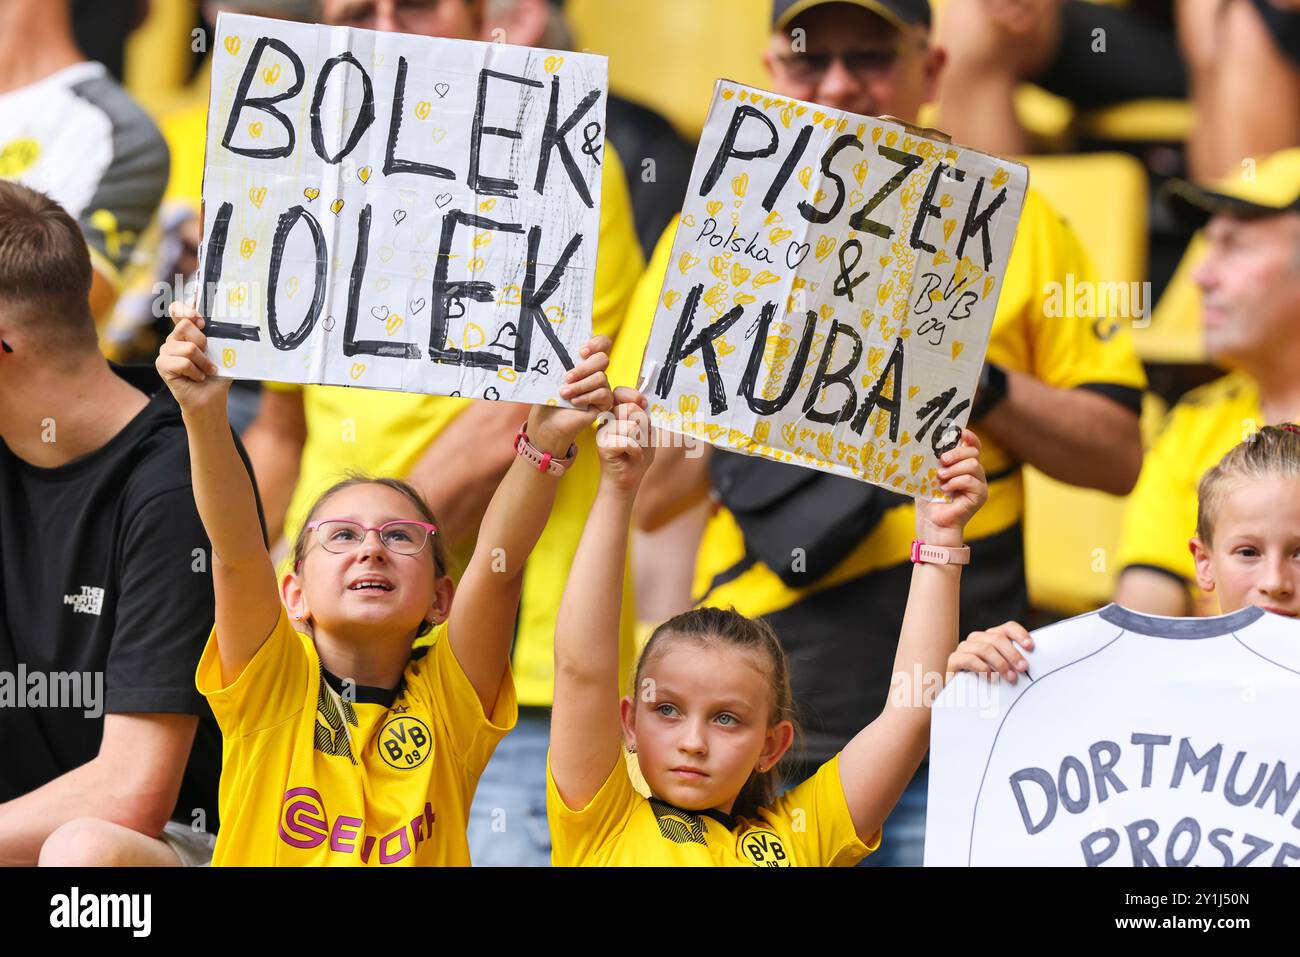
[636, 81, 1026, 495]
[197, 13, 607, 404]
[925, 605, 1300, 867]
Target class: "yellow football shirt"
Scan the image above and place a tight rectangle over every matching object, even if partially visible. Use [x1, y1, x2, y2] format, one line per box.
[547, 751, 877, 866]
[273, 144, 644, 707]
[608, 189, 1149, 621]
[1116, 371, 1263, 588]
[197, 606, 517, 866]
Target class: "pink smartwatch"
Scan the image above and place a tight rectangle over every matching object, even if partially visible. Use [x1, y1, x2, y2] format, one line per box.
[911, 540, 971, 565]
[514, 422, 578, 476]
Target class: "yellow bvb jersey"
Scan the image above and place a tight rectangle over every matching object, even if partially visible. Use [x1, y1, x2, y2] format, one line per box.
[1117, 371, 1264, 587]
[547, 752, 878, 866]
[197, 607, 517, 866]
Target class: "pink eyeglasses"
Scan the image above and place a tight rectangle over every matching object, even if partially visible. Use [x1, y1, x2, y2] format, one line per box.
[305, 519, 439, 557]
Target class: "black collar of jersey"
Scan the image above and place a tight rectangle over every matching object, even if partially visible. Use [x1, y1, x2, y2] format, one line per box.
[321, 646, 430, 708]
[649, 796, 737, 832]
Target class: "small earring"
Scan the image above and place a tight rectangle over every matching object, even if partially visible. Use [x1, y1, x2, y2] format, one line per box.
[627, 744, 637, 754]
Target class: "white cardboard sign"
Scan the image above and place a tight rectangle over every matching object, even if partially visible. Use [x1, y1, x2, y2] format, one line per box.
[637, 81, 1027, 496]
[925, 605, 1300, 867]
[197, 13, 607, 404]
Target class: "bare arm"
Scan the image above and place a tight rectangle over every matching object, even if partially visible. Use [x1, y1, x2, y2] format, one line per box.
[0, 713, 197, 866]
[406, 399, 529, 551]
[631, 437, 713, 532]
[839, 432, 988, 841]
[239, 387, 306, 546]
[448, 340, 615, 714]
[157, 302, 281, 684]
[1114, 566, 1192, 616]
[551, 396, 652, 808]
[978, 372, 1143, 494]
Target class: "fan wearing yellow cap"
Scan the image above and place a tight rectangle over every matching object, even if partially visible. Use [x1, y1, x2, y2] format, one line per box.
[1116, 147, 1300, 617]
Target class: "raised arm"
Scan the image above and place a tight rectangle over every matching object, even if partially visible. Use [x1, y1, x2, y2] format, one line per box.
[838, 431, 988, 841]
[157, 301, 281, 684]
[447, 338, 615, 714]
[550, 393, 654, 808]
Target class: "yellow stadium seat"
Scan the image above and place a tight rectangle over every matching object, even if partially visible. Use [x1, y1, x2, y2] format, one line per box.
[1076, 99, 1193, 144]
[567, 0, 770, 142]
[125, 0, 201, 117]
[1023, 393, 1167, 614]
[1012, 154, 1151, 615]
[1142, 232, 1208, 364]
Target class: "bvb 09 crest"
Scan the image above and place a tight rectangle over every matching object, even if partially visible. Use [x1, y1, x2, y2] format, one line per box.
[738, 827, 791, 867]
[379, 715, 432, 770]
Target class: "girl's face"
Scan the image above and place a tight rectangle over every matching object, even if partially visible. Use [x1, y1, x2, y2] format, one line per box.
[1191, 476, 1300, 617]
[621, 642, 793, 814]
[284, 484, 451, 641]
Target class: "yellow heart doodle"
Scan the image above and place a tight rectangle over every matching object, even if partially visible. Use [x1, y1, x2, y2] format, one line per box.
[663, 289, 681, 308]
[350, 362, 366, 380]
[479, 198, 497, 212]
[681, 214, 697, 228]
[768, 227, 792, 244]
[814, 235, 837, 262]
[765, 210, 783, 226]
[722, 89, 735, 100]
[706, 200, 723, 217]
[375, 278, 391, 292]
[709, 255, 729, 279]
[908, 386, 921, 399]
[248, 121, 264, 138]
[678, 394, 700, 417]
[732, 292, 756, 306]
[263, 63, 281, 85]
[780, 103, 797, 128]
[991, 168, 1010, 188]
[468, 257, 485, 273]
[378, 246, 394, 263]
[754, 420, 771, 444]
[951, 341, 964, 359]
[943, 219, 957, 243]
[871, 127, 882, 144]
[415, 101, 432, 120]
[331, 199, 345, 214]
[287, 276, 299, 298]
[221, 348, 236, 368]
[227, 286, 246, 306]
[933, 249, 950, 265]
[239, 238, 256, 259]
[798, 167, 812, 189]
[303, 187, 320, 201]
[853, 159, 869, 185]
[911, 454, 924, 474]
[498, 368, 518, 382]
[781, 422, 798, 446]
[386, 314, 404, 336]
[465, 323, 485, 349]
[431, 128, 447, 144]
[731, 173, 748, 198]
[752, 270, 781, 288]
[249, 186, 267, 208]
[817, 432, 833, 460]
[544, 55, 564, 73]
[545, 305, 566, 324]
[224, 36, 241, 55]
[358, 166, 372, 183]
[499, 284, 522, 305]
[678, 252, 700, 274]
[731, 264, 751, 285]
[473, 232, 493, 249]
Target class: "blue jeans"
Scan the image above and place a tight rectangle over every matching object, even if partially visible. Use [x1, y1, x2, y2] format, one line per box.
[467, 709, 553, 866]
[860, 763, 929, 867]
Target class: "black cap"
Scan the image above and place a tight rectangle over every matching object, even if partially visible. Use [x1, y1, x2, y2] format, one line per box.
[772, 0, 932, 33]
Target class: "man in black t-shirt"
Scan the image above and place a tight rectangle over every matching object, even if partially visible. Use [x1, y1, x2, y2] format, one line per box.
[0, 181, 254, 865]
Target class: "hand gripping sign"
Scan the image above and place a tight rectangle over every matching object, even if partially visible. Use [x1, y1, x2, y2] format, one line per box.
[636, 81, 1027, 497]
[197, 13, 607, 405]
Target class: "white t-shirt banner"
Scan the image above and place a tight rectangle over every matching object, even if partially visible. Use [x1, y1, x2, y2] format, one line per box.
[197, 13, 607, 405]
[636, 81, 1027, 496]
[925, 605, 1300, 867]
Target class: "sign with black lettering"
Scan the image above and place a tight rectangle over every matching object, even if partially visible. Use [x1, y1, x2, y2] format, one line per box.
[925, 605, 1300, 867]
[197, 13, 606, 404]
[636, 81, 1027, 494]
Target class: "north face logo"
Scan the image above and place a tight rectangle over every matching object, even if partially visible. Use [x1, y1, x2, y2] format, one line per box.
[63, 586, 105, 616]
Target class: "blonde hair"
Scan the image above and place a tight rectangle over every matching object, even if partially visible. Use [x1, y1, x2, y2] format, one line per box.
[634, 607, 800, 818]
[1196, 424, 1300, 544]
